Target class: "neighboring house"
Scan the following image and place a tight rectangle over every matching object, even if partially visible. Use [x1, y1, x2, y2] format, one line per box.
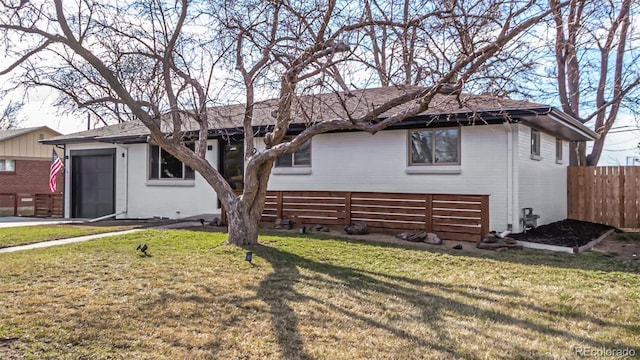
[42, 86, 598, 233]
[0, 126, 63, 216]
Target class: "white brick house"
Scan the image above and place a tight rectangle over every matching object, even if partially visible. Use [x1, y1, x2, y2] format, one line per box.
[43, 87, 598, 233]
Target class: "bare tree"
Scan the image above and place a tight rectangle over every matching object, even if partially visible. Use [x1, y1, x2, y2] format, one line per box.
[358, 0, 540, 97]
[549, 0, 640, 165]
[0, 0, 558, 244]
[0, 100, 23, 129]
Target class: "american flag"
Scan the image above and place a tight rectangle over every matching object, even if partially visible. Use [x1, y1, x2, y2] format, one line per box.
[49, 149, 64, 193]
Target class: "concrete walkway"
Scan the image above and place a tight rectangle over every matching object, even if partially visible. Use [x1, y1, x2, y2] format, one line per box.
[0, 217, 80, 228]
[0, 221, 201, 254]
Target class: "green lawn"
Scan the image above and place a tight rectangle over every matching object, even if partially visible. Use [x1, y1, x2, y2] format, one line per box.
[0, 225, 134, 248]
[0, 229, 638, 359]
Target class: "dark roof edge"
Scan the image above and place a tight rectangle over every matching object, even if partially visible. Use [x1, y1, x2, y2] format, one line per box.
[41, 107, 587, 145]
[40, 134, 149, 145]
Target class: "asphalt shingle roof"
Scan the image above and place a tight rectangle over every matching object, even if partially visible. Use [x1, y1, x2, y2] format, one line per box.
[0, 126, 61, 143]
[42, 86, 553, 144]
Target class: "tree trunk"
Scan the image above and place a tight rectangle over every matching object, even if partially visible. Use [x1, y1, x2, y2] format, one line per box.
[569, 141, 587, 166]
[225, 154, 274, 246]
[225, 202, 261, 245]
[586, 136, 605, 166]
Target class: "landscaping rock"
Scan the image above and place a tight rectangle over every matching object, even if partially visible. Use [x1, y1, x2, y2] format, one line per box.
[395, 232, 412, 241]
[395, 231, 426, 242]
[453, 244, 463, 250]
[344, 221, 369, 235]
[424, 232, 442, 245]
[482, 232, 498, 243]
[313, 224, 330, 232]
[409, 231, 427, 242]
[275, 218, 292, 230]
[504, 237, 517, 245]
[209, 217, 222, 227]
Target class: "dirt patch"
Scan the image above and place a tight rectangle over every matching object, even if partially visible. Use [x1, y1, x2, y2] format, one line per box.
[592, 233, 640, 261]
[510, 219, 615, 247]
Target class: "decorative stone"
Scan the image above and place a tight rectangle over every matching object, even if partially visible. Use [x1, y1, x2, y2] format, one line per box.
[314, 224, 330, 232]
[424, 232, 442, 245]
[275, 218, 292, 230]
[504, 237, 517, 245]
[395, 232, 413, 241]
[344, 221, 369, 235]
[482, 232, 499, 243]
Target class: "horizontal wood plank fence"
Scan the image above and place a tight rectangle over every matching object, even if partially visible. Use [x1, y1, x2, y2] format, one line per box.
[223, 191, 489, 241]
[35, 193, 63, 218]
[0, 193, 48, 217]
[567, 166, 640, 228]
[0, 193, 16, 217]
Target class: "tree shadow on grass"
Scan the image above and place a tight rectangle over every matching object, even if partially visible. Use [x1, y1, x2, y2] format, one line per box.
[261, 229, 640, 274]
[181, 226, 639, 273]
[249, 243, 638, 360]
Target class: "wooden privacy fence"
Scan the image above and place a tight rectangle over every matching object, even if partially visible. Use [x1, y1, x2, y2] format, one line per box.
[0, 193, 42, 217]
[35, 193, 63, 218]
[0, 193, 16, 217]
[567, 166, 640, 228]
[224, 191, 489, 241]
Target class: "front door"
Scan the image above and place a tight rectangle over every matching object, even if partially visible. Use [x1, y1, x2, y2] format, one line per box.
[219, 140, 244, 192]
[71, 149, 115, 218]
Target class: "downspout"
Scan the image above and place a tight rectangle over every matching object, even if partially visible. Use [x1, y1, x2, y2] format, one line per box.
[119, 144, 129, 217]
[502, 122, 514, 232]
[87, 211, 127, 223]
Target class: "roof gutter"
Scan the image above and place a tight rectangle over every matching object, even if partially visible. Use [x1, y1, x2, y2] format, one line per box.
[40, 107, 596, 145]
[40, 135, 149, 145]
[548, 108, 600, 140]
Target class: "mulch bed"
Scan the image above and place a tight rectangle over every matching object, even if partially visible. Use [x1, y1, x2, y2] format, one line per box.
[510, 219, 616, 247]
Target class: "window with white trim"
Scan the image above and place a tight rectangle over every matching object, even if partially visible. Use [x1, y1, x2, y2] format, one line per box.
[409, 128, 460, 165]
[0, 159, 15, 172]
[531, 129, 541, 156]
[149, 144, 195, 180]
[556, 138, 563, 162]
[275, 139, 311, 167]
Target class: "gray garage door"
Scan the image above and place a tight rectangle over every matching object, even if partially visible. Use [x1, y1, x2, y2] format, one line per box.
[71, 149, 115, 218]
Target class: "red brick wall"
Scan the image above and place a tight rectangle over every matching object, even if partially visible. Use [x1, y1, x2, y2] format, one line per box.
[0, 159, 64, 195]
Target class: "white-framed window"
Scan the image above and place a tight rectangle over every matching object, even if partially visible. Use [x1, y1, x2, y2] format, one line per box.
[0, 159, 15, 172]
[409, 128, 460, 165]
[275, 139, 311, 167]
[531, 129, 541, 156]
[556, 138, 563, 162]
[148, 144, 195, 180]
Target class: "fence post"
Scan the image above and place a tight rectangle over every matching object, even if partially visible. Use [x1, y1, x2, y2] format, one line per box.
[619, 168, 626, 228]
[345, 192, 352, 224]
[480, 195, 490, 236]
[276, 191, 283, 219]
